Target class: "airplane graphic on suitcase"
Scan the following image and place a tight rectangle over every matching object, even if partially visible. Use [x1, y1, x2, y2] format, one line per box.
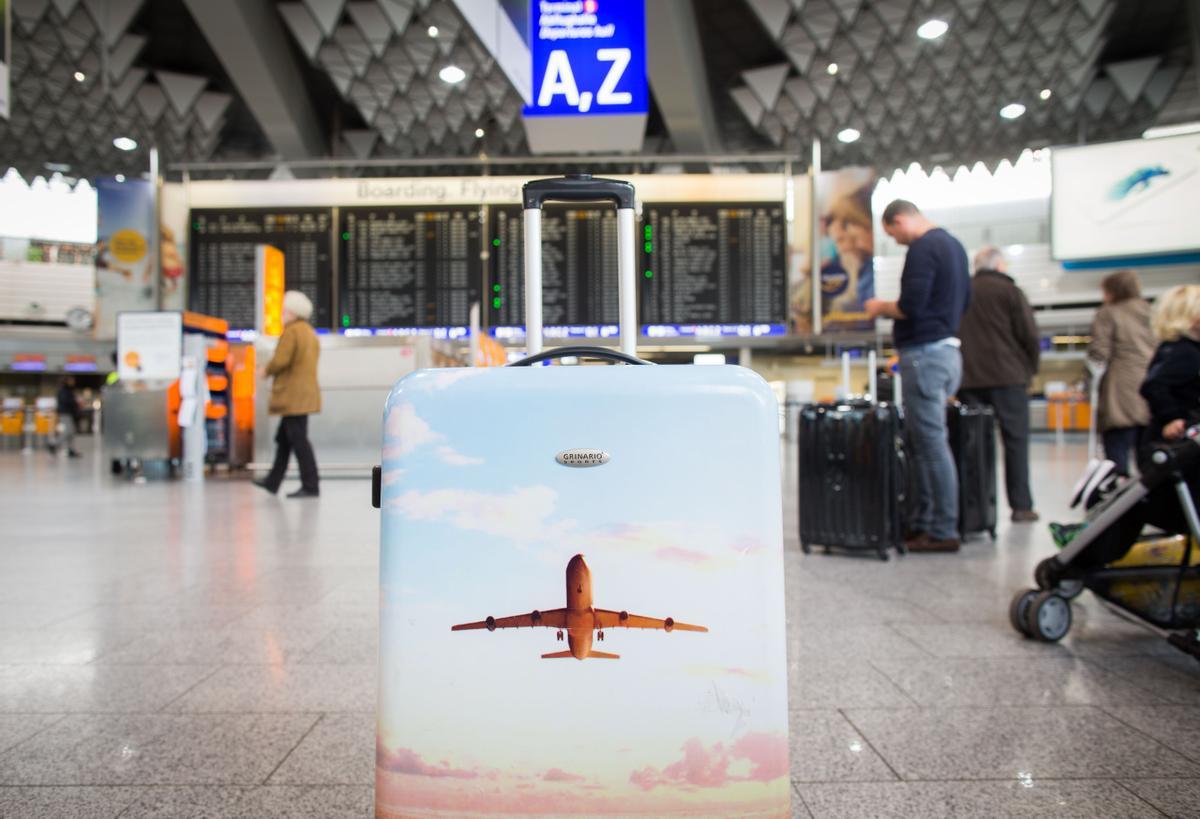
[375, 176, 791, 817]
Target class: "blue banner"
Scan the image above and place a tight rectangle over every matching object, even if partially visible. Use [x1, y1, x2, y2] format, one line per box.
[524, 0, 647, 118]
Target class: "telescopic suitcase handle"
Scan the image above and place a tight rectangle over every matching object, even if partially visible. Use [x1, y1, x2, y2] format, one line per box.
[522, 174, 637, 209]
[521, 173, 638, 358]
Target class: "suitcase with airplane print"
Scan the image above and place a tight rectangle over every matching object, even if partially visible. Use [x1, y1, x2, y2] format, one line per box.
[372, 174, 791, 818]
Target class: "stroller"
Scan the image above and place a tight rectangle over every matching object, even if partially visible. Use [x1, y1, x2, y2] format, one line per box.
[1010, 425, 1200, 663]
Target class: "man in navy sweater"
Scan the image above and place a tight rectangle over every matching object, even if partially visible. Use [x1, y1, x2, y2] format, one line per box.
[865, 200, 971, 552]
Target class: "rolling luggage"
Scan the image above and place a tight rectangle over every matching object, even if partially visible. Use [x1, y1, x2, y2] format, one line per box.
[947, 402, 998, 539]
[372, 174, 791, 818]
[798, 400, 908, 560]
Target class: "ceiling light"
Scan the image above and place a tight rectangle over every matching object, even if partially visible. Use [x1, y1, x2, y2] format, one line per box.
[837, 127, 861, 143]
[115, 174, 126, 182]
[44, 162, 71, 173]
[427, 25, 439, 37]
[999, 103, 1026, 120]
[113, 136, 137, 151]
[917, 19, 948, 40]
[1143, 121, 1200, 139]
[474, 128, 485, 138]
[73, 71, 85, 82]
[438, 65, 466, 84]
[1039, 88, 1052, 100]
[827, 62, 838, 75]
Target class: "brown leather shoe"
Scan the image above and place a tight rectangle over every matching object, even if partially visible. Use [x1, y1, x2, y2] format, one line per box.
[906, 533, 961, 553]
[1011, 509, 1040, 523]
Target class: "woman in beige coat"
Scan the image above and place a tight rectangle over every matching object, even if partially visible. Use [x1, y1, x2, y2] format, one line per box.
[254, 291, 321, 497]
[1087, 270, 1155, 476]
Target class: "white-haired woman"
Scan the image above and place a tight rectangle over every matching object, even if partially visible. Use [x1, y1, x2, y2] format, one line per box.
[255, 290, 321, 497]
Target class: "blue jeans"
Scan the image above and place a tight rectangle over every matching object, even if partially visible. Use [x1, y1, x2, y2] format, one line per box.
[900, 342, 962, 540]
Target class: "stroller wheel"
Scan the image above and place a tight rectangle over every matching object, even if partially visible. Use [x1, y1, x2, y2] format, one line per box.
[1057, 579, 1085, 600]
[1009, 589, 1038, 637]
[1035, 557, 1061, 591]
[1026, 591, 1072, 642]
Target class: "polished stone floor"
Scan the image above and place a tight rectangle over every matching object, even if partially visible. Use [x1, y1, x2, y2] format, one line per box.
[0, 435, 1197, 818]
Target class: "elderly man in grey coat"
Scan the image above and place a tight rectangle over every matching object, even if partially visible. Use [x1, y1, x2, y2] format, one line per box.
[958, 247, 1041, 523]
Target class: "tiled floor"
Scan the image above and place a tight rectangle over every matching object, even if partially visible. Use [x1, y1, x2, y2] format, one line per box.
[0, 435, 1197, 818]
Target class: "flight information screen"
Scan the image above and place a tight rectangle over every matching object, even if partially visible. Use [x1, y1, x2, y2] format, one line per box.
[640, 202, 787, 328]
[338, 206, 482, 329]
[189, 208, 333, 330]
[488, 204, 620, 330]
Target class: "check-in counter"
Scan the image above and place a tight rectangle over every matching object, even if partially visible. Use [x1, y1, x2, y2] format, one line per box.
[1030, 394, 1091, 438]
[0, 398, 24, 450]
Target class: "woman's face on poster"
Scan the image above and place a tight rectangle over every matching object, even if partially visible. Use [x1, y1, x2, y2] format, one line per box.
[829, 216, 872, 258]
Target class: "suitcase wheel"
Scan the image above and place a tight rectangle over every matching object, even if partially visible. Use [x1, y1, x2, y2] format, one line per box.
[1009, 588, 1038, 637]
[801, 541, 812, 554]
[1025, 590, 1072, 642]
[876, 548, 890, 562]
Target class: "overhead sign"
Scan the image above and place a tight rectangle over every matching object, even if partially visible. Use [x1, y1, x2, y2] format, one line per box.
[525, 0, 647, 118]
[522, 0, 648, 153]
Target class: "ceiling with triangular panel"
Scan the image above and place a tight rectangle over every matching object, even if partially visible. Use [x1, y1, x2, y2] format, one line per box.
[0, 0, 265, 183]
[712, 0, 1196, 171]
[1, 0, 1195, 181]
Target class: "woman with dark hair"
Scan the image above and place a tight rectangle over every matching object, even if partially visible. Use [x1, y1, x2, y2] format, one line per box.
[1087, 270, 1156, 476]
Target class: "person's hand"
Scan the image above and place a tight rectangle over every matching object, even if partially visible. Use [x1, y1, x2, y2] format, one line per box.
[863, 298, 886, 319]
[1163, 419, 1185, 440]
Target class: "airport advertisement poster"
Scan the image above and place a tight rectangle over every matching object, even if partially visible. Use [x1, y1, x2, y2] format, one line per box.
[95, 178, 156, 338]
[375, 367, 790, 817]
[1051, 132, 1200, 262]
[790, 167, 877, 334]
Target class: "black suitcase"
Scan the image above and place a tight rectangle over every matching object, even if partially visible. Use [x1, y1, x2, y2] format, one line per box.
[948, 402, 998, 539]
[799, 401, 908, 560]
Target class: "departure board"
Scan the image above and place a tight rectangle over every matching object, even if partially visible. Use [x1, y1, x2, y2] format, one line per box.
[338, 206, 481, 328]
[488, 205, 619, 328]
[189, 208, 333, 330]
[640, 202, 787, 326]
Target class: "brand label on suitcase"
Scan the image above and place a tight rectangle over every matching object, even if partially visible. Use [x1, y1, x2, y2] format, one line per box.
[376, 365, 790, 817]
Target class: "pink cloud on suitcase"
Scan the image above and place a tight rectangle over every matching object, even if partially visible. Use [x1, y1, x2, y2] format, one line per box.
[629, 733, 787, 791]
[543, 767, 586, 782]
[376, 741, 479, 780]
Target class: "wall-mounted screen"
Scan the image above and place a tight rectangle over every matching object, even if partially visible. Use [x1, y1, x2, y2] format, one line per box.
[488, 204, 620, 332]
[189, 208, 333, 330]
[641, 202, 787, 328]
[1051, 133, 1200, 262]
[338, 206, 482, 330]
